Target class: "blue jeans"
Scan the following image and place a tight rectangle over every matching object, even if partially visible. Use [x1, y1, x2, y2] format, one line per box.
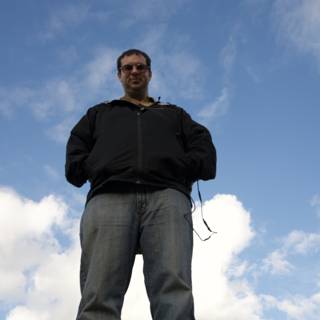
[76, 186, 195, 320]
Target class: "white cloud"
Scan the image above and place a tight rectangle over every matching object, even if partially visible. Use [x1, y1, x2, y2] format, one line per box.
[6, 307, 45, 320]
[273, 0, 320, 66]
[262, 250, 294, 275]
[2, 187, 264, 320]
[191, 194, 261, 320]
[283, 230, 320, 255]
[8, 242, 80, 320]
[261, 229, 320, 276]
[262, 292, 320, 320]
[122, 194, 261, 320]
[258, 227, 320, 318]
[0, 186, 80, 318]
[2, 186, 320, 319]
[0, 187, 66, 248]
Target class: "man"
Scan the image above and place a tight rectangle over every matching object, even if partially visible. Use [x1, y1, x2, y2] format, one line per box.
[65, 49, 216, 320]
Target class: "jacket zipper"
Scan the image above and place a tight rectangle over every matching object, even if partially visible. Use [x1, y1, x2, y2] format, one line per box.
[136, 107, 144, 183]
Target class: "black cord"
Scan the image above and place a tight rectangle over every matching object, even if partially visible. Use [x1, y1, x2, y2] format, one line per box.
[184, 181, 217, 241]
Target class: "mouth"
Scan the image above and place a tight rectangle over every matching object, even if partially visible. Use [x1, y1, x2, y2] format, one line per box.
[129, 78, 142, 84]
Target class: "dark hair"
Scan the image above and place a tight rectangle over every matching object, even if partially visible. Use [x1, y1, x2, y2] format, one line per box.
[117, 49, 151, 72]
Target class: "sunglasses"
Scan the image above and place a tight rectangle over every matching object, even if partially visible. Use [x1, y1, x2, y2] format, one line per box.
[120, 63, 150, 73]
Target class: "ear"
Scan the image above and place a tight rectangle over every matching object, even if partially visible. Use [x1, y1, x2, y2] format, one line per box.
[117, 71, 121, 79]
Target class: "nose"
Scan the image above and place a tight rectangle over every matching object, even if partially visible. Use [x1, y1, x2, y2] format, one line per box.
[131, 65, 140, 73]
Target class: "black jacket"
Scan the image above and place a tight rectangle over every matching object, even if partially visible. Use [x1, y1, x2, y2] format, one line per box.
[65, 99, 216, 202]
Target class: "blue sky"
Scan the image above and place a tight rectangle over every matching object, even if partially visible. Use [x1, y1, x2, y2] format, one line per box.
[1, 0, 320, 319]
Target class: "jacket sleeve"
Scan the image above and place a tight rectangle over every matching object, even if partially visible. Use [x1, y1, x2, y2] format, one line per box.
[181, 109, 217, 181]
[65, 110, 95, 187]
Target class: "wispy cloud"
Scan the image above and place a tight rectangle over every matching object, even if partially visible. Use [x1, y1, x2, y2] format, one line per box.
[273, 0, 320, 67]
[311, 194, 320, 218]
[43, 165, 60, 181]
[261, 229, 320, 275]
[31, 79, 77, 120]
[245, 65, 262, 83]
[151, 50, 205, 101]
[121, 0, 190, 27]
[125, 23, 207, 102]
[1, 3, 221, 143]
[254, 228, 320, 319]
[221, 36, 237, 84]
[0, 39, 207, 143]
[0, 87, 34, 118]
[262, 293, 320, 320]
[41, 3, 90, 40]
[262, 250, 294, 275]
[198, 36, 236, 123]
[283, 230, 320, 255]
[82, 47, 119, 92]
[0, 29, 209, 143]
[46, 117, 79, 144]
[197, 87, 230, 120]
[0, 80, 77, 121]
[0, 47, 120, 144]
[40, 3, 111, 41]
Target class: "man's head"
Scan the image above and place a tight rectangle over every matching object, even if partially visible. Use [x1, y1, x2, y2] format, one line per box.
[117, 49, 152, 99]
[117, 49, 151, 73]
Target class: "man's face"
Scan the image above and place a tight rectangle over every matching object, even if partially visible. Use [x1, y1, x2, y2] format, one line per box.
[117, 54, 152, 95]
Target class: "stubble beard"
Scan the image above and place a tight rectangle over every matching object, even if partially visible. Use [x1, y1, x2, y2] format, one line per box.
[125, 79, 149, 100]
